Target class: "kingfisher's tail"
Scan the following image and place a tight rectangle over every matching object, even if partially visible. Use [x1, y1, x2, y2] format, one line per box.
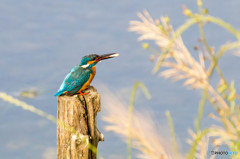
[54, 90, 65, 96]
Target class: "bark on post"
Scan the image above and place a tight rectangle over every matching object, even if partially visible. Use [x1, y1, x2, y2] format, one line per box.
[57, 86, 104, 159]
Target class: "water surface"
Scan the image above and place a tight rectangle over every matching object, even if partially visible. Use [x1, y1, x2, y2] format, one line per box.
[0, 0, 240, 158]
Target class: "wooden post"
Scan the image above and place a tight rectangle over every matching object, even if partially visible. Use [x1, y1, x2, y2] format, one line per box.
[57, 86, 104, 159]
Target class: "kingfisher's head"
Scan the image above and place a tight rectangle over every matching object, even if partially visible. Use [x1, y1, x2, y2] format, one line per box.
[80, 53, 120, 68]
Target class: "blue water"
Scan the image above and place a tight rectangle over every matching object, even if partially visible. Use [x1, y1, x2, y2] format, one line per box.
[0, 0, 240, 158]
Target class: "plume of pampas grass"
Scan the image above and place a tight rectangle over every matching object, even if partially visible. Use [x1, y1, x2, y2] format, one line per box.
[101, 88, 176, 159]
[129, 10, 208, 89]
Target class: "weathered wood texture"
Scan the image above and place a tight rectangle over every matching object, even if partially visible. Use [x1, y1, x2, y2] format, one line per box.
[57, 86, 104, 159]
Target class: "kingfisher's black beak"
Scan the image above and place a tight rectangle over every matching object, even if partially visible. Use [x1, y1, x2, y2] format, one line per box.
[97, 53, 120, 61]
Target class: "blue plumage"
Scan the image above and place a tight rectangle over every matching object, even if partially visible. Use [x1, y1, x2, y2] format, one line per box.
[54, 66, 91, 96]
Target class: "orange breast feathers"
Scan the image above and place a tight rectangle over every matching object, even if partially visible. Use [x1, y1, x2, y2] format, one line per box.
[79, 66, 96, 92]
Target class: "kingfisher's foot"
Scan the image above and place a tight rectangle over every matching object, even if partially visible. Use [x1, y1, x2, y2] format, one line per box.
[78, 91, 89, 95]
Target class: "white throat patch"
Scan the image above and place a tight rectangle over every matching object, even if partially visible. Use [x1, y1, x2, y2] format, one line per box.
[81, 64, 89, 68]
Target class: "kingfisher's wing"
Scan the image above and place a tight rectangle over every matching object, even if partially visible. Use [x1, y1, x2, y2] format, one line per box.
[54, 66, 91, 96]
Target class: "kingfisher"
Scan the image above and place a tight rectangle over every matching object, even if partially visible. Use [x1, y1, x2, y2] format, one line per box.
[55, 53, 120, 96]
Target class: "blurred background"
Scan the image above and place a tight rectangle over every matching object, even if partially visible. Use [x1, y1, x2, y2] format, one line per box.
[0, 0, 240, 158]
